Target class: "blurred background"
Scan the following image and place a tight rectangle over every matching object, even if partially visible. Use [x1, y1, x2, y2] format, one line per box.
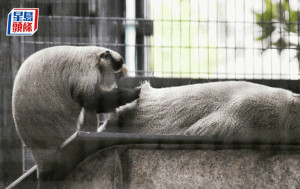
[1, 0, 300, 187]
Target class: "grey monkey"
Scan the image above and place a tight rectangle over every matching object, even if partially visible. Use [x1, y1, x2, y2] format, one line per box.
[12, 46, 140, 187]
[101, 81, 300, 143]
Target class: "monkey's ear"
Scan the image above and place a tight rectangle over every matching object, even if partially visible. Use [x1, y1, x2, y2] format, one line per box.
[100, 51, 111, 59]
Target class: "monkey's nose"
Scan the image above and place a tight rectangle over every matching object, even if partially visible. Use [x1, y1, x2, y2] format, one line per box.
[121, 64, 128, 76]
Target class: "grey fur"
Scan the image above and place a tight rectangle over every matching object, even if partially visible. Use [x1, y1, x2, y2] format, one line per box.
[12, 46, 125, 176]
[101, 81, 300, 143]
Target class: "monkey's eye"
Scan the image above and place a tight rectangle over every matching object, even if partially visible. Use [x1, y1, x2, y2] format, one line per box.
[100, 51, 111, 59]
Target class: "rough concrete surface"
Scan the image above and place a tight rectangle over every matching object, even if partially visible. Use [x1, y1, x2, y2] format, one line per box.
[60, 148, 117, 189]
[61, 145, 300, 189]
[128, 149, 300, 189]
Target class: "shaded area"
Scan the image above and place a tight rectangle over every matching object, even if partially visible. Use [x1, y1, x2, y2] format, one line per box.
[0, 1, 23, 188]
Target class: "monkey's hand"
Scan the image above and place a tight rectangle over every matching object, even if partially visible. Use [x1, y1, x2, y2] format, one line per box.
[97, 87, 141, 113]
[118, 87, 141, 106]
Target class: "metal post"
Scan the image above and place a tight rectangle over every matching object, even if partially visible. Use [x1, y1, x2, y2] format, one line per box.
[125, 0, 136, 77]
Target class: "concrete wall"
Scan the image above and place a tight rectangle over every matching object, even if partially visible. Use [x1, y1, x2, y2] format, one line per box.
[60, 144, 300, 189]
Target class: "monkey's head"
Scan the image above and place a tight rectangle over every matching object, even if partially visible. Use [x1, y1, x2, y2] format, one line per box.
[69, 46, 130, 107]
[96, 48, 127, 90]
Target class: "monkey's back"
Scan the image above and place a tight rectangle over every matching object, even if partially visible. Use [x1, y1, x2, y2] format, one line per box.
[103, 81, 300, 143]
[12, 47, 83, 153]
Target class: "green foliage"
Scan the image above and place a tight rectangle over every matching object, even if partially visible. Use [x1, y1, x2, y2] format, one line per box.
[255, 0, 300, 64]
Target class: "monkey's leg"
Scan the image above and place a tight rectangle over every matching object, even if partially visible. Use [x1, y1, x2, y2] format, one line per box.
[32, 149, 59, 189]
[38, 171, 59, 189]
[77, 108, 98, 132]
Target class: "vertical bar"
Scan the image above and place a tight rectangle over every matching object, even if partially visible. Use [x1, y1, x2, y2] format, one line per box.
[198, 0, 200, 78]
[225, 0, 228, 79]
[71, 1, 74, 46]
[252, 0, 255, 79]
[270, 0, 273, 79]
[189, 0, 191, 78]
[298, 0, 300, 80]
[180, 0, 182, 77]
[22, 144, 25, 172]
[287, 0, 290, 79]
[278, 0, 282, 79]
[21, 11, 25, 62]
[207, 0, 209, 79]
[125, 0, 136, 76]
[145, 0, 150, 76]
[261, 0, 264, 79]
[151, 0, 155, 76]
[21, 0, 26, 173]
[148, 0, 151, 76]
[136, 0, 145, 76]
[59, 0, 63, 45]
[234, 0, 236, 79]
[33, 0, 37, 53]
[243, 0, 246, 79]
[171, 0, 173, 77]
[216, 0, 219, 78]
[161, 0, 163, 76]
[48, 0, 51, 48]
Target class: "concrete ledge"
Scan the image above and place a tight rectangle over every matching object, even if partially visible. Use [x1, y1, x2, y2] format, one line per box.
[62, 144, 300, 188]
[7, 132, 300, 188]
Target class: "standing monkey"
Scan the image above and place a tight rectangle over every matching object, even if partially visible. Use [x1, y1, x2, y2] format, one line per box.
[12, 46, 140, 188]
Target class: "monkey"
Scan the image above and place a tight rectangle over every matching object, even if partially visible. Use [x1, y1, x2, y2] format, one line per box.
[100, 81, 300, 144]
[12, 46, 140, 188]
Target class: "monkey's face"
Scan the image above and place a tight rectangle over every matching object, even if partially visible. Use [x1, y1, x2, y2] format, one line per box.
[98, 49, 127, 89]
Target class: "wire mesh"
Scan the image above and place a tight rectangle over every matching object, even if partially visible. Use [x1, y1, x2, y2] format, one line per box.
[19, 0, 300, 171]
[20, 0, 300, 80]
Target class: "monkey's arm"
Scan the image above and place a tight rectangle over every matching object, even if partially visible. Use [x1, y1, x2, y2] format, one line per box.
[96, 87, 141, 113]
[76, 81, 141, 113]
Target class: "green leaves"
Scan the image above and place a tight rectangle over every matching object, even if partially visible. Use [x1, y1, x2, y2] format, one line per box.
[255, 0, 300, 67]
[273, 37, 287, 54]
